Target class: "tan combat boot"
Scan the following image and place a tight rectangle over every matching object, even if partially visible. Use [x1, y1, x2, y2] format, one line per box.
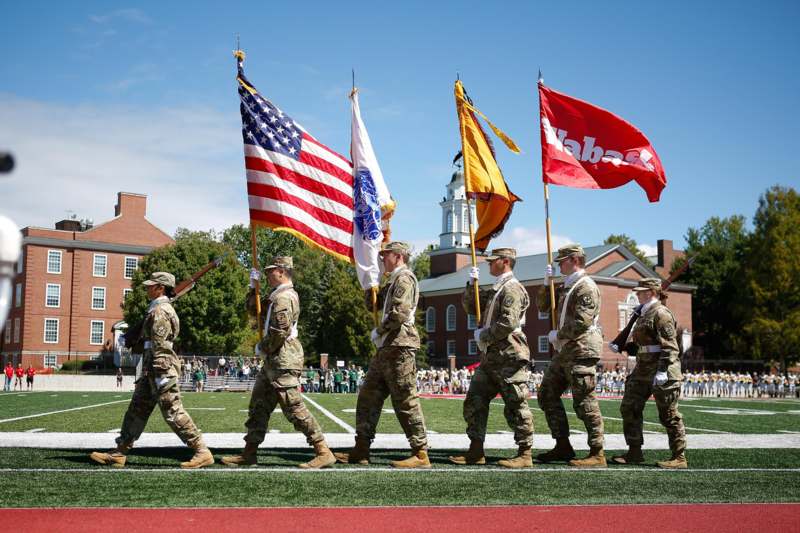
[657, 453, 688, 469]
[298, 441, 336, 469]
[569, 446, 607, 468]
[535, 438, 576, 463]
[333, 438, 371, 465]
[221, 442, 259, 467]
[497, 446, 534, 469]
[391, 448, 432, 469]
[89, 443, 131, 468]
[180, 443, 215, 469]
[611, 445, 644, 465]
[448, 439, 486, 465]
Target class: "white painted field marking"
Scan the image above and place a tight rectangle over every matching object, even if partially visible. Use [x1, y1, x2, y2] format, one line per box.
[49, 395, 58, 397]
[268, 429, 280, 434]
[777, 430, 800, 434]
[24, 428, 45, 433]
[187, 408, 225, 411]
[301, 394, 355, 433]
[114, 395, 121, 398]
[0, 399, 129, 424]
[697, 409, 775, 416]
[237, 408, 282, 413]
[341, 408, 393, 414]
[107, 429, 120, 433]
[0, 467, 798, 474]
[82, 395, 89, 398]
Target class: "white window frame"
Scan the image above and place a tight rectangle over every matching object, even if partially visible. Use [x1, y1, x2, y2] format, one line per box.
[91, 287, 106, 310]
[47, 250, 62, 274]
[4, 321, 10, 343]
[45, 283, 61, 308]
[16, 252, 23, 274]
[93, 254, 107, 277]
[15, 283, 22, 307]
[13, 318, 20, 343]
[468, 339, 478, 355]
[90, 320, 105, 345]
[446, 304, 457, 331]
[467, 314, 477, 330]
[123, 288, 133, 300]
[43, 353, 57, 368]
[425, 307, 436, 332]
[44, 318, 59, 344]
[447, 339, 456, 357]
[538, 335, 549, 354]
[124, 256, 138, 279]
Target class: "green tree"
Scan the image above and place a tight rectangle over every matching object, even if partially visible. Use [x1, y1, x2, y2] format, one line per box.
[740, 186, 800, 369]
[604, 234, 654, 267]
[411, 247, 432, 279]
[123, 229, 250, 355]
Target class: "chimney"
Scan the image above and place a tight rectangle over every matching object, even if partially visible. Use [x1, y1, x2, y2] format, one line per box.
[115, 192, 147, 218]
[655, 239, 685, 278]
[55, 219, 82, 231]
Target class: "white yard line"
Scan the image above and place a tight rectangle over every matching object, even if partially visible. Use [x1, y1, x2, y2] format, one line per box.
[24, 428, 45, 433]
[187, 408, 226, 411]
[301, 394, 355, 433]
[0, 399, 129, 424]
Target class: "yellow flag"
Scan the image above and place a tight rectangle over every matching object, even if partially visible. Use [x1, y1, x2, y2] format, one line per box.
[454, 80, 521, 252]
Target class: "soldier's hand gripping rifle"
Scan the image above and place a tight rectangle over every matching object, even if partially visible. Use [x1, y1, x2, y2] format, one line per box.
[122, 254, 228, 351]
[609, 256, 695, 354]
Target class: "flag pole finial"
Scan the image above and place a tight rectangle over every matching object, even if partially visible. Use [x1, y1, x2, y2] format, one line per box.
[350, 68, 357, 97]
[538, 69, 544, 85]
[233, 34, 245, 62]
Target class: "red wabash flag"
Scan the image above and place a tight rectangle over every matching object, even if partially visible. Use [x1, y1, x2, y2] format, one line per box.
[538, 83, 667, 202]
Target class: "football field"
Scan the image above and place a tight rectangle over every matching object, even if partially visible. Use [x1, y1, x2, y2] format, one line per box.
[0, 391, 798, 508]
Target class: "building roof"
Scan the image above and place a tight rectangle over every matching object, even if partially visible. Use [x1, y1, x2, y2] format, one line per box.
[419, 244, 693, 295]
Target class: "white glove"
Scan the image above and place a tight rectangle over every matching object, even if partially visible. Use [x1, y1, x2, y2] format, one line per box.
[653, 371, 668, 386]
[371, 328, 384, 348]
[155, 376, 170, 390]
[609, 343, 620, 353]
[469, 267, 480, 281]
[473, 328, 483, 344]
[544, 264, 554, 284]
[249, 268, 261, 288]
[548, 330, 558, 345]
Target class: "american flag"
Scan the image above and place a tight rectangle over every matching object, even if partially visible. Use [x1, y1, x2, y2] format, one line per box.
[237, 54, 354, 261]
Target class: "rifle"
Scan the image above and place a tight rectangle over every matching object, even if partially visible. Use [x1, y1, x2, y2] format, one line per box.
[122, 254, 227, 350]
[609, 256, 695, 354]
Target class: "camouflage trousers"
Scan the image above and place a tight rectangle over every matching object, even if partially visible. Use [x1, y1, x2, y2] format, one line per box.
[621, 378, 686, 455]
[537, 356, 605, 449]
[244, 367, 325, 446]
[117, 359, 204, 449]
[463, 364, 533, 447]
[355, 346, 427, 450]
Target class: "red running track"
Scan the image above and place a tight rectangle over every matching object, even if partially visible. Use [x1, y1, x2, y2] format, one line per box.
[7, 504, 798, 533]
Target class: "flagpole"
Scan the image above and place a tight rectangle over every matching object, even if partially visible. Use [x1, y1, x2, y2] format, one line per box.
[538, 71, 557, 331]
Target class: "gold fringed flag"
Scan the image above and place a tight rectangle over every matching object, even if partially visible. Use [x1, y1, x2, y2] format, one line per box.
[454, 80, 521, 252]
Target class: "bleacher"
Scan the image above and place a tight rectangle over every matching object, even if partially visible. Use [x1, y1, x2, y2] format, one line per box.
[179, 375, 256, 392]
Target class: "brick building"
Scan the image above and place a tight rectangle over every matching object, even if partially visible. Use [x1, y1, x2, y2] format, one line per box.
[419, 169, 694, 370]
[0, 192, 173, 369]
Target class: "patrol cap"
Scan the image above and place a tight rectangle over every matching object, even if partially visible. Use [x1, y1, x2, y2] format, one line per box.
[554, 243, 585, 263]
[378, 241, 410, 256]
[142, 272, 176, 288]
[485, 247, 516, 261]
[632, 277, 663, 292]
[264, 256, 293, 271]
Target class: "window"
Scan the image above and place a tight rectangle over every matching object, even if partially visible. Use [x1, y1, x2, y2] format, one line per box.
[3, 321, 9, 343]
[47, 250, 62, 274]
[447, 339, 456, 357]
[427, 341, 435, 355]
[93, 254, 107, 277]
[538, 335, 549, 354]
[15, 283, 21, 307]
[618, 293, 639, 331]
[467, 314, 477, 330]
[446, 304, 457, 331]
[45, 284, 61, 308]
[123, 288, 133, 300]
[538, 310, 550, 320]
[124, 257, 138, 279]
[16, 252, 23, 274]
[91, 287, 106, 310]
[445, 209, 453, 233]
[468, 339, 478, 355]
[43, 353, 57, 368]
[425, 307, 436, 332]
[44, 319, 59, 343]
[90, 320, 105, 345]
[13, 318, 20, 343]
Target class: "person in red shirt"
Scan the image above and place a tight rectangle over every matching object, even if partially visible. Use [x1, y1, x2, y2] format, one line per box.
[25, 365, 35, 391]
[3, 363, 12, 392]
[14, 363, 24, 391]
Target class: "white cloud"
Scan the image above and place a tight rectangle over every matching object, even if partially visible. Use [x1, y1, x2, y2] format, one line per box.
[638, 243, 658, 258]
[490, 226, 573, 257]
[89, 8, 152, 25]
[0, 95, 248, 236]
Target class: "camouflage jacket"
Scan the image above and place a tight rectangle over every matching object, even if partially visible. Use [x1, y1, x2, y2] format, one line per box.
[629, 301, 681, 382]
[537, 272, 603, 363]
[143, 295, 179, 373]
[463, 272, 530, 366]
[247, 283, 304, 370]
[371, 265, 420, 349]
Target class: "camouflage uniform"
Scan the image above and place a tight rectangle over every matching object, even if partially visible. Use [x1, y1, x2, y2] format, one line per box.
[355, 259, 427, 450]
[537, 245, 605, 451]
[117, 280, 205, 449]
[461, 250, 533, 448]
[243, 258, 325, 447]
[620, 279, 686, 458]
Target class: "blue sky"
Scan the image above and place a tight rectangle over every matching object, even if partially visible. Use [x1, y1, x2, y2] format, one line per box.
[1, 1, 798, 258]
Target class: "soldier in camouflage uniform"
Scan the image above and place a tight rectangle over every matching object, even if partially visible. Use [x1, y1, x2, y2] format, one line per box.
[610, 278, 687, 468]
[449, 248, 534, 468]
[90, 272, 213, 469]
[221, 256, 335, 469]
[536, 244, 606, 467]
[334, 242, 430, 468]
